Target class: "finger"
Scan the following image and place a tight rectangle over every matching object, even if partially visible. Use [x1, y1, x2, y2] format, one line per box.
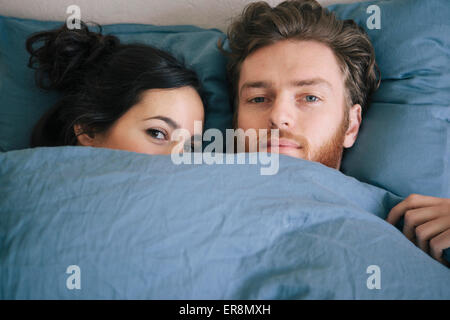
[416, 216, 450, 254]
[429, 229, 450, 267]
[402, 207, 445, 242]
[387, 194, 443, 225]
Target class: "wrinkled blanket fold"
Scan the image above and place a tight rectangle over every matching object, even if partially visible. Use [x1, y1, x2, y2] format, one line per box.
[0, 147, 449, 299]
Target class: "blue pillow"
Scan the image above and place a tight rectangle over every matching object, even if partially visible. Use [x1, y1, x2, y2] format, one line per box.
[0, 16, 232, 152]
[328, 0, 450, 198]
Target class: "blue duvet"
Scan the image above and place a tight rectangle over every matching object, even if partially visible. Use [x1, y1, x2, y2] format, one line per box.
[0, 147, 449, 299]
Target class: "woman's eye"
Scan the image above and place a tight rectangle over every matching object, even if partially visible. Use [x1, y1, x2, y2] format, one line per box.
[305, 95, 320, 103]
[147, 129, 167, 140]
[249, 97, 266, 103]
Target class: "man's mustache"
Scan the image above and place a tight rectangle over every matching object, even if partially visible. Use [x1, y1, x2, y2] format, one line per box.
[258, 130, 310, 154]
[263, 130, 308, 147]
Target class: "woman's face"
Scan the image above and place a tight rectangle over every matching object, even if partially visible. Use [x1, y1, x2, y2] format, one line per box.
[76, 86, 204, 155]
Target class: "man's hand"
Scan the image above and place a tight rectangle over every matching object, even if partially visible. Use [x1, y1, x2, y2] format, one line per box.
[386, 194, 450, 267]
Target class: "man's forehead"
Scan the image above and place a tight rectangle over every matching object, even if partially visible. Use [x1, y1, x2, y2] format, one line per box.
[238, 40, 344, 91]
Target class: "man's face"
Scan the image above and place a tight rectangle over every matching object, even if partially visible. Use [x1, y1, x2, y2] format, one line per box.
[236, 39, 361, 169]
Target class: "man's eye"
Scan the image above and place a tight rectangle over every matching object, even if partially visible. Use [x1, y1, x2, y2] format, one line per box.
[147, 129, 166, 140]
[305, 95, 320, 103]
[249, 97, 266, 103]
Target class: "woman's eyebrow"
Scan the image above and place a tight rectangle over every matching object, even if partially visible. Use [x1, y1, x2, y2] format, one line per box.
[144, 116, 180, 129]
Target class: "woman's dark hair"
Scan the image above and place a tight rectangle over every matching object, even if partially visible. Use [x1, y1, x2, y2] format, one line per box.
[26, 22, 202, 147]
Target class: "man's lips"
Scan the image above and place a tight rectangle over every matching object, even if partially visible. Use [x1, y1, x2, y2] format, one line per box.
[267, 138, 301, 149]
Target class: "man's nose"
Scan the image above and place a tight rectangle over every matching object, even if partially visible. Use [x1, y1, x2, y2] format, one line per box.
[268, 96, 295, 129]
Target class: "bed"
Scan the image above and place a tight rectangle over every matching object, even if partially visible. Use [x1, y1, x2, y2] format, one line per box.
[0, 0, 449, 299]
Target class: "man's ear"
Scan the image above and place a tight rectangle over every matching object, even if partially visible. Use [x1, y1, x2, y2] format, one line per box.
[73, 124, 96, 146]
[343, 104, 362, 149]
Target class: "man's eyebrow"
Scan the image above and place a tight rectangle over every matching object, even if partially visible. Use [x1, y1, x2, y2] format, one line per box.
[290, 78, 333, 90]
[239, 78, 333, 95]
[239, 81, 271, 98]
[240, 81, 272, 92]
[143, 116, 180, 129]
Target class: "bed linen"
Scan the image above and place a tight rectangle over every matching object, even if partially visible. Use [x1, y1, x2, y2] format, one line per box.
[1, 147, 449, 299]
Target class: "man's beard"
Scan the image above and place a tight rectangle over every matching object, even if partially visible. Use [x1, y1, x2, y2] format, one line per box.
[310, 120, 348, 169]
[262, 113, 349, 169]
